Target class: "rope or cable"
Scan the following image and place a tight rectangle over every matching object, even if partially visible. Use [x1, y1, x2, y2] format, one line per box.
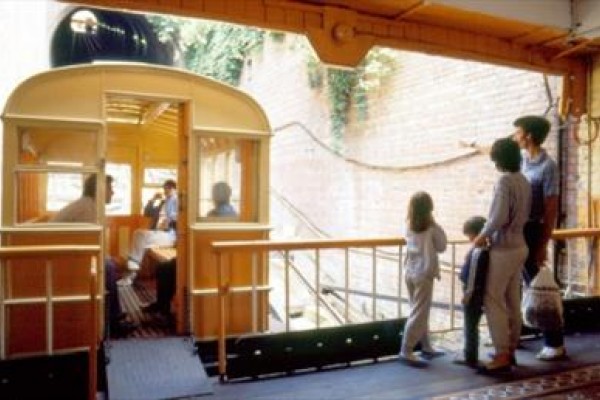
[273, 121, 479, 172]
[270, 186, 400, 260]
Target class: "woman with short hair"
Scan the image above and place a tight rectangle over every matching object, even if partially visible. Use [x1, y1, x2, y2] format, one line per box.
[474, 137, 531, 372]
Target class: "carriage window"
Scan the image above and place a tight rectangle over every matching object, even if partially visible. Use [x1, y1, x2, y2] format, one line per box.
[47, 172, 83, 211]
[106, 163, 131, 215]
[141, 167, 177, 213]
[15, 171, 93, 223]
[18, 127, 97, 166]
[15, 126, 100, 224]
[198, 136, 259, 222]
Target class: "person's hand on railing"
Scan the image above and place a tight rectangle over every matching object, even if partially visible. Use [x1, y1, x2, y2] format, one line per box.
[473, 234, 488, 248]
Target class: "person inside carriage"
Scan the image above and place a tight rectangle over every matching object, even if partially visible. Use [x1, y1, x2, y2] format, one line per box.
[51, 174, 137, 337]
[120, 179, 178, 286]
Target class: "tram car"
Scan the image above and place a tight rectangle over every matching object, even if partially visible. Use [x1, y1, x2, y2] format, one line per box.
[0, 62, 271, 397]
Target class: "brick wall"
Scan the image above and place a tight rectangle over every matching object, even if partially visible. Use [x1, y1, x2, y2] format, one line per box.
[241, 35, 565, 242]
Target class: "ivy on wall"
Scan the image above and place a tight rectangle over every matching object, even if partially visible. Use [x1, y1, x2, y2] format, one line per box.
[306, 47, 398, 150]
[147, 16, 264, 86]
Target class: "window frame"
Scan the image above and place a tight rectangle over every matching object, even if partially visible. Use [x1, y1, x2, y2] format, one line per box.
[9, 119, 104, 226]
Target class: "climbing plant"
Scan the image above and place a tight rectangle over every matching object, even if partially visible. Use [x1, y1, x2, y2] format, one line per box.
[147, 15, 264, 86]
[306, 47, 398, 150]
[327, 68, 358, 148]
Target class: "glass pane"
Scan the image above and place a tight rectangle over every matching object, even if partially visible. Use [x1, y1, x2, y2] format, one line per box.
[106, 163, 131, 215]
[144, 167, 177, 186]
[140, 167, 178, 214]
[198, 137, 258, 222]
[15, 171, 98, 223]
[18, 127, 97, 166]
[47, 173, 83, 212]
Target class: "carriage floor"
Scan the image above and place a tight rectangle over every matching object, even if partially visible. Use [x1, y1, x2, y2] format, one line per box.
[117, 277, 174, 338]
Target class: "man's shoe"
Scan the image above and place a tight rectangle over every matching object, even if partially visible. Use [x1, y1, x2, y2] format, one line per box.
[536, 346, 566, 361]
[127, 260, 140, 271]
[110, 320, 138, 338]
[420, 349, 445, 360]
[141, 302, 161, 314]
[154, 313, 175, 330]
[398, 352, 428, 368]
[487, 351, 517, 366]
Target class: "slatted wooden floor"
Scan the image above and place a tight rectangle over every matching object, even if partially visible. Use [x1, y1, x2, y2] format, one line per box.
[117, 279, 174, 338]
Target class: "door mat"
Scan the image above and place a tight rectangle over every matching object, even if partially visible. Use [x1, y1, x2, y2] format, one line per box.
[105, 337, 212, 400]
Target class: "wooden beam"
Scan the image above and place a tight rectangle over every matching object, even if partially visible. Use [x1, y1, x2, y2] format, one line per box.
[394, 0, 428, 21]
[552, 39, 592, 61]
[58, 0, 590, 115]
[61, 0, 586, 74]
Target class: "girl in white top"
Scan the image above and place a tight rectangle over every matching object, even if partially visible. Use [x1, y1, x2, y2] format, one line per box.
[399, 191, 447, 367]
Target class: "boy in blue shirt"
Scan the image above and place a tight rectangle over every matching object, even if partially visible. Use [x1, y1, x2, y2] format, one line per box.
[454, 216, 489, 368]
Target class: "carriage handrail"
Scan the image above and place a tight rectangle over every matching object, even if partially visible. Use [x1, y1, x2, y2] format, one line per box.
[0, 244, 101, 400]
[212, 237, 406, 252]
[551, 227, 600, 239]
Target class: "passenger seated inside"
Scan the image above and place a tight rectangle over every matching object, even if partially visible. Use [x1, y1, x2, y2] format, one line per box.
[51, 174, 137, 337]
[207, 181, 238, 218]
[120, 179, 177, 286]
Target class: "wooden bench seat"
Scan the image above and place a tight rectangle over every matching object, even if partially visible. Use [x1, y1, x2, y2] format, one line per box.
[139, 246, 176, 279]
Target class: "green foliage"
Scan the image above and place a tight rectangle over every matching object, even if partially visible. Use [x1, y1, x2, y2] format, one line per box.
[307, 48, 398, 148]
[147, 15, 264, 86]
[327, 69, 358, 150]
[269, 32, 286, 43]
[306, 56, 324, 89]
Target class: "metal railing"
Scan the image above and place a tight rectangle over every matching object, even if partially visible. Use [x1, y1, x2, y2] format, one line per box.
[553, 228, 600, 296]
[212, 237, 404, 376]
[0, 244, 101, 400]
[211, 228, 600, 377]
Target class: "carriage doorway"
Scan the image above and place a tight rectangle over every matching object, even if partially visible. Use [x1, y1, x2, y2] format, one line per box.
[105, 95, 188, 337]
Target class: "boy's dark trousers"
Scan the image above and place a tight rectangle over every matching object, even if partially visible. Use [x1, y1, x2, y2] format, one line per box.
[463, 298, 483, 363]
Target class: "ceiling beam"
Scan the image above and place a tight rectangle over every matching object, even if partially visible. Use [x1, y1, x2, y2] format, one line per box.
[57, 0, 590, 115]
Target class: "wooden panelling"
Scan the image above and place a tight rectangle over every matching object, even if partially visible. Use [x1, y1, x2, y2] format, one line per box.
[7, 305, 46, 356]
[2, 232, 101, 356]
[191, 228, 269, 338]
